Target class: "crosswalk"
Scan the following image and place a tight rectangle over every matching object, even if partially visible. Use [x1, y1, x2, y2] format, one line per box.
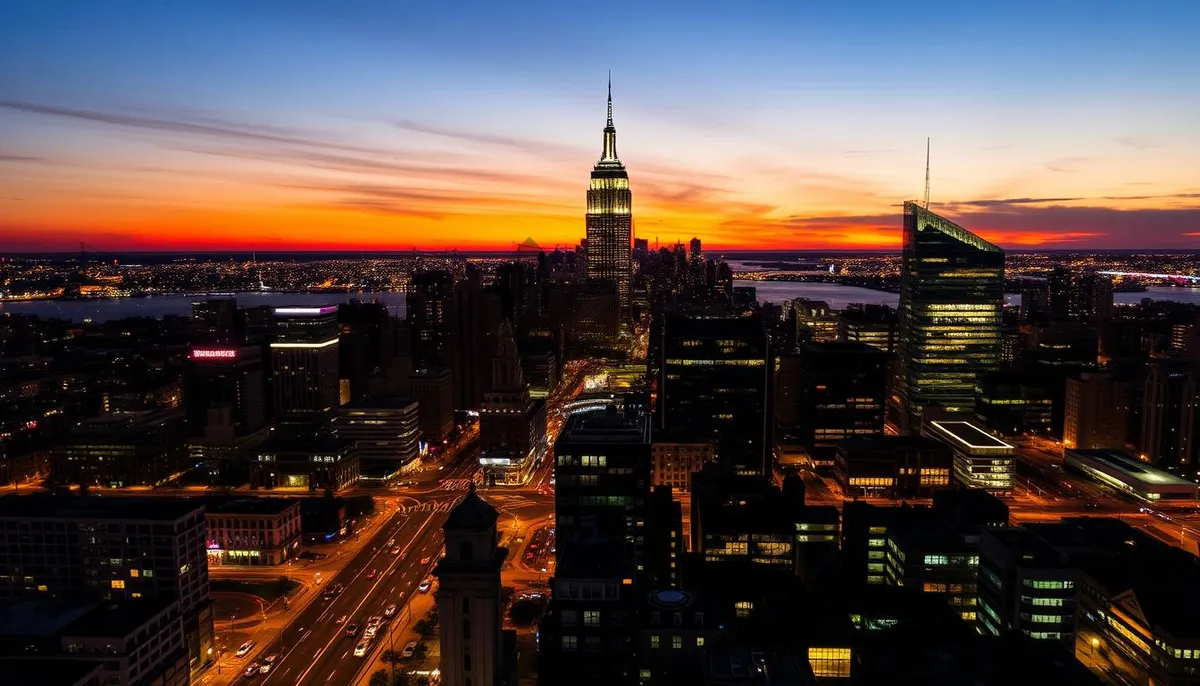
[439, 478, 474, 492]
[401, 501, 458, 514]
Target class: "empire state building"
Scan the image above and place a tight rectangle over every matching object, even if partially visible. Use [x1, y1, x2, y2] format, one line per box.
[585, 78, 632, 320]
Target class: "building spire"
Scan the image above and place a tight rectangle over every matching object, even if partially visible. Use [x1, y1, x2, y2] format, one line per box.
[600, 72, 619, 163]
[607, 70, 613, 128]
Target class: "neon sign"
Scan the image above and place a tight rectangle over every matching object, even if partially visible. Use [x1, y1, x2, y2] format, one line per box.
[191, 349, 238, 360]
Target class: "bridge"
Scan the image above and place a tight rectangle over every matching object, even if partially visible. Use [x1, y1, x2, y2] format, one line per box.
[1098, 271, 1200, 283]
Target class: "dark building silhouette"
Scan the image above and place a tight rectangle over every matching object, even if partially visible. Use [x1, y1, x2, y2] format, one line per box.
[450, 266, 502, 411]
[796, 341, 887, 448]
[52, 410, 187, 488]
[541, 407, 650, 686]
[1140, 362, 1198, 474]
[184, 344, 267, 474]
[835, 436, 953, 498]
[337, 300, 390, 404]
[479, 320, 546, 486]
[898, 202, 1004, 433]
[657, 312, 772, 476]
[190, 298, 239, 344]
[408, 270, 454, 371]
[434, 484, 517, 686]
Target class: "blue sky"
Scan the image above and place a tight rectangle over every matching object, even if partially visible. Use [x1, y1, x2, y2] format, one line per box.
[1, 0, 1198, 250]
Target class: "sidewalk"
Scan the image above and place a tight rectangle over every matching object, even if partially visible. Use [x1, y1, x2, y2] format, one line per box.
[355, 591, 439, 684]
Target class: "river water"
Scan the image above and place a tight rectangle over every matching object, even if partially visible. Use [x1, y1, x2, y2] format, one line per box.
[2, 284, 1197, 324]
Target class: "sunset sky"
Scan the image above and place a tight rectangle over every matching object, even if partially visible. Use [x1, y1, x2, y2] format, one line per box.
[1, 0, 1198, 252]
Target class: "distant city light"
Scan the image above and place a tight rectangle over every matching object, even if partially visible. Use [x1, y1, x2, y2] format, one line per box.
[273, 306, 338, 316]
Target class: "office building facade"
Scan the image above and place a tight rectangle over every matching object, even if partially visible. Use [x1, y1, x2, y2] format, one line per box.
[657, 313, 772, 476]
[898, 203, 1004, 433]
[796, 341, 887, 448]
[270, 306, 341, 423]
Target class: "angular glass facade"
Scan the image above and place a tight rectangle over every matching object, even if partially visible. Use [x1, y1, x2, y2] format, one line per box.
[898, 202, 1004, 433]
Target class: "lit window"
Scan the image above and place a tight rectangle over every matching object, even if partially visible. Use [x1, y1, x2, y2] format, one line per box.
[735, 601, 753, 618]
[650, 635, 659, 649]
[561, 636, 577, 651]
[129, 569, 139, 578]
[696, 637, 705, 647]
[111, 580, 125, 589]
[583, 610, 600, 626]
[672, 636, 682, 649]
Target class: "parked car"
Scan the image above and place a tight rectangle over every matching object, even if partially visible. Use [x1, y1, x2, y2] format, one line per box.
[384, 603, 398, 618]
[401, 641, 418, 658]
[418, 579, 431, 593]
[236, 641, 254, 658]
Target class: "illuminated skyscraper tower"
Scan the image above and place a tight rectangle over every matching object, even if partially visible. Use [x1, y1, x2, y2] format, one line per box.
[585, 76, 633, 321]
[898, 202, 1005, 433]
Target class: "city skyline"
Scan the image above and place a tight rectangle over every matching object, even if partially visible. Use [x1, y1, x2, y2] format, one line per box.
[2, 1, 1199, 252]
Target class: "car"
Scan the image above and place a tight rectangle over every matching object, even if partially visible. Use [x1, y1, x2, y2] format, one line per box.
[259, 655, 279, 674]
[366, 569, 377, 579]
[353, 640, 370, 658]
[364, 625, 378, 639]
[384, 603, 398, 618]
[236, 641, 254, 658]
[335, 614, 347, 624]
[345, 623, 359, 637]
[401, 641, 418, 658]
[244, 663, 260, 678]
[388, 538, 395, 547]
[392, 546, 402, 555]
[420, 556, 431, 565]
[418, 579, 431, 593]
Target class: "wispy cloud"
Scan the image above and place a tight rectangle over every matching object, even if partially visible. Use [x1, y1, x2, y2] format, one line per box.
[394, 120, 586, 159]
[1116, 135, 1156, 150]
[1045, 156, 1091, 173]
[0, 153, 43, 162]
[0, 99, 399, 158]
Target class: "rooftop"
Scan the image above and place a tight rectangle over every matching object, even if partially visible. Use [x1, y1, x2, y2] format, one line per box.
[206, 496, 300, 516]
[61, 598, 177, 638]
[339, 396, 418, 411]
[557, 407, 650, 445]
[444, 483, 499, 531]
[927, 421, 1013, 451]
[0, 493, 204, 522]
[1066, 449, 1198, 488]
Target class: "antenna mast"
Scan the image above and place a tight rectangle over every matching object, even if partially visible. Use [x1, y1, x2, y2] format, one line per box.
[923, 137, 931, 210]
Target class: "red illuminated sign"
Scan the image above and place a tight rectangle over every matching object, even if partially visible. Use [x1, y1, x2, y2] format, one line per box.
[191, 349, 238, 360]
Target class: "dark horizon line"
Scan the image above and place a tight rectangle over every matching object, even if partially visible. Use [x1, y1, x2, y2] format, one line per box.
[6, 248, 1200, 258]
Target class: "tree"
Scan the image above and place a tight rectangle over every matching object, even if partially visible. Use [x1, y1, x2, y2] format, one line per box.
[369, 670, 391, 686]
[413, 642, 429, 660]
[413, 619, 435, 638]
[380, 649, 402, 668]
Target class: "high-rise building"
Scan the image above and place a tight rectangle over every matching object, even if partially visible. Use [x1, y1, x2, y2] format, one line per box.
[1047, 268, 1113, 326]
[450, 266, 503, 411]
[337, 300, 390, 404]
[184, 344, 267, 470]
[688, 237, 702, 262]
[269, 306, 340, 425]
[190, 298, 239, 344]
[1063, 372, 1131, 450]
[479, 321, 546, 486]
[541, 406, 650, 686]
[434, 484, 517, 686]
[408, 270, 454, 371]
[411, 367, 455, 446]
[657, 312, 772, 476]
[336, 396, 421, 475]
[1140, 363, 1198, 474]
[796, 341, 887, 448]
[585, 79, 633, 322]
[51, 410, 187, 488]
[0, 494, 214, 675]
[898, 202, 1005, 433]
[924, 420, 1015, 494]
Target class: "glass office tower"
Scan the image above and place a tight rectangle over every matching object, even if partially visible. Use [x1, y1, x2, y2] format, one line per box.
[898, 202, 1004, 433]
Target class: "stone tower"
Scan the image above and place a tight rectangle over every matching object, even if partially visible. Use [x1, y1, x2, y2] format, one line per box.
[434, 483, 514, 686]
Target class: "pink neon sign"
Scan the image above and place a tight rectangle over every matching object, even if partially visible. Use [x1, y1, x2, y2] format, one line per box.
[191, 349, 238, 360]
